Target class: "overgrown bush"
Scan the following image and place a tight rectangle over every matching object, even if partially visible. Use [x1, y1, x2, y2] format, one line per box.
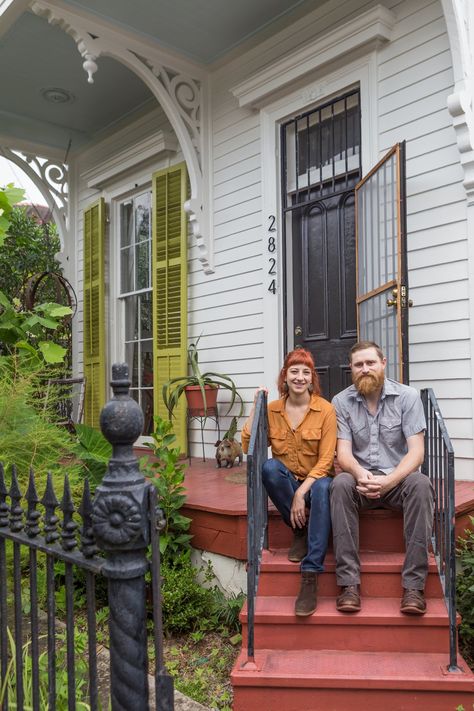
[0, 206, 61, 302]
[0, 359, 77, 480]
[161, 552, 244, 636]
[457, 517, 474, 665]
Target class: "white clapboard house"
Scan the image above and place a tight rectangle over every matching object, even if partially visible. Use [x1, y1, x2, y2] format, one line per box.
[1, 0, 474, 478]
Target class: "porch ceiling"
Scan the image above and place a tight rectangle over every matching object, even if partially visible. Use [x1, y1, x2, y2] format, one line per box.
[0, 0, 321, 157]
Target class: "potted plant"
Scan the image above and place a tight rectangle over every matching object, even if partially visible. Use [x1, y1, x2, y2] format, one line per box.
[162, 336, 244, 419]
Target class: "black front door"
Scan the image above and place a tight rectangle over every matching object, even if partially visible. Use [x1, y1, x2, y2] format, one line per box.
[282, 90, 362, 399]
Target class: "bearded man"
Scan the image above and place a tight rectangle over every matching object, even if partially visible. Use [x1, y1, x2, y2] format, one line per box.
[330, 341, 434, 615]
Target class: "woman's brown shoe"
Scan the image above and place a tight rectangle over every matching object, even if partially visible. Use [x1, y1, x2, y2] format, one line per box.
[295, 572, 318, 616]
[336, 585, 361, 612]
[288, 527, 307, 562]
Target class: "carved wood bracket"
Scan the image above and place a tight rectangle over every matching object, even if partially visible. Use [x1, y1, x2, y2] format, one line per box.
[30, 0, 213, 272]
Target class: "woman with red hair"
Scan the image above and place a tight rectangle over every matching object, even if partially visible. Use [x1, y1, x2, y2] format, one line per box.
[242, 349, 336, 617]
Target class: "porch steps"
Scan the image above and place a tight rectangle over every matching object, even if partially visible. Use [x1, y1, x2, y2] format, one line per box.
[231, 509, 474, 710]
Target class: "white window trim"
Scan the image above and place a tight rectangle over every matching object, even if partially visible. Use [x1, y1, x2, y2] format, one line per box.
[259, 53, 379, 398]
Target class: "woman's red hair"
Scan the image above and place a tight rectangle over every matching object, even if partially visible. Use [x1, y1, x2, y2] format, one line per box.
[277, 348, 321, 397]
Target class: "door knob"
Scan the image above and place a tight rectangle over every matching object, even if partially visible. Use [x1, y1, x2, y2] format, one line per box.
[386, 288, 398, 308]
[295, 325, 302, 336]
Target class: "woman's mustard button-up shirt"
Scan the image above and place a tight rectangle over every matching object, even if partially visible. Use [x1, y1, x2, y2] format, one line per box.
[241, 394, 337, 480]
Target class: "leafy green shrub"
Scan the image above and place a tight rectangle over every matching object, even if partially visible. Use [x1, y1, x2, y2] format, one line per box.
[0, 205, 61, 301]
[457, 518, 474, 665]
[73, 423, 112, 488]
[143, 416, 192, 560]
[161, 553, 216, 634]
[0, 360, 77, 480]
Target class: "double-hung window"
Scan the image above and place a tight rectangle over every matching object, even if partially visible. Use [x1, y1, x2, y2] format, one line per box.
[119, 191, 153, 434]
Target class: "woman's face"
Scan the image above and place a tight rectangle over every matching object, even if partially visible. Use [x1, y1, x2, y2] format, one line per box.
[285, 363, 313, 396]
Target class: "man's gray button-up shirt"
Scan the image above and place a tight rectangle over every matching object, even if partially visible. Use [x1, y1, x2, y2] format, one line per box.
[331, 378, 426, 474]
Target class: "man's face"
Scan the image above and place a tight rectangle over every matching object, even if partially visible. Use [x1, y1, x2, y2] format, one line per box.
[350, 347, 386, 396]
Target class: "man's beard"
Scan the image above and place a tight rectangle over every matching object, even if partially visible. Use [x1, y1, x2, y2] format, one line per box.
[353, 370, 385, 396]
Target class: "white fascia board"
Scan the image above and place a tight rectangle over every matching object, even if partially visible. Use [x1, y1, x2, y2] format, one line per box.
[230, 4, 395, 109]
[81, 130, 178, 188]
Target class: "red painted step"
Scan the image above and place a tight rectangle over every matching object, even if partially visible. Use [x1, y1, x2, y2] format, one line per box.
[240, 596, 452, 653]
[233, 508, 474, 709]
[232, 649, 474, 711]
[257, 549, 443, 598]
[269, 508, 405, 552]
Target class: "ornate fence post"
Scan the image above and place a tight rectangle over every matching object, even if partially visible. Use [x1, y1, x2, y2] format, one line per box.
[92, 363, 150, 710]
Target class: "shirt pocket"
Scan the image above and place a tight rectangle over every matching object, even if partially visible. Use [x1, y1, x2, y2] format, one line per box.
[379, 416, 402, 447]
[270, 430, 288, 456]
[349, 418, 369, 449]
[301, 428, 321, 455]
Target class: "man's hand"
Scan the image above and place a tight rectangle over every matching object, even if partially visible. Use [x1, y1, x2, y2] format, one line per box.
[356, 469, 382, 498]
[290, 489, 306, 528]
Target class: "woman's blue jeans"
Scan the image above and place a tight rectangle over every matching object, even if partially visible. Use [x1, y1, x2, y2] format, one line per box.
[262, 458, 331, 573]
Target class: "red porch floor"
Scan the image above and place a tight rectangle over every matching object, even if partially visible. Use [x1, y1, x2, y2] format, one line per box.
[180, 459, 474, 560]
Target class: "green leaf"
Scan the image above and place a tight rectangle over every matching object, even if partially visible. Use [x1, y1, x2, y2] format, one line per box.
[38, 341, 67, 363]
[3, 185, 25, 206]
[74, 423, 112, 462]
[35, 303, 72, 318]
[0, 290, 10, 308]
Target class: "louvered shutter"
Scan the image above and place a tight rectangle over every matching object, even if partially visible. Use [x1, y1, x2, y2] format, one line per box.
[152, 163, 188, 452]
[83, 198, 106, 427]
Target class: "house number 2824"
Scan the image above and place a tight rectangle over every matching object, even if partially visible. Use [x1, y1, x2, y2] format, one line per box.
[267, 215, 276, 294]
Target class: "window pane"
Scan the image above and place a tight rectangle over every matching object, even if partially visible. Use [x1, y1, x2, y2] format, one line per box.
[121, 246, 134, 293]
[124, 295, 138, 341]
[125, 341, 139, 387]
[140, 293, 152, 339]
[135, 194, 151, 241]
[136, 240, 150, 290]
[120, 202, 133, 247]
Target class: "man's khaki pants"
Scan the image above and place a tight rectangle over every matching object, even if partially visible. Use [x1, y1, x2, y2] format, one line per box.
[330, 471, 434, 590]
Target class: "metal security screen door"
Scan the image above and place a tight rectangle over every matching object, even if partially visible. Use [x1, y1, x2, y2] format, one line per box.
[355, 142, 409, 382]
[282, 89, 361, 399]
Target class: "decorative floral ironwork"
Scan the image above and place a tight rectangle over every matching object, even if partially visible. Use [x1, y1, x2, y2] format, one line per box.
[92, 492, 142, 546]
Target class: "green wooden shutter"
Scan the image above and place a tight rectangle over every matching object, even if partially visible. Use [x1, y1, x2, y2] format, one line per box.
[83, 198, 106, 427]
[152, 163, 188, 452]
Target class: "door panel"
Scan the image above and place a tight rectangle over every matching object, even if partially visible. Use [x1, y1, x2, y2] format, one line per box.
[292, 190, 357, 398]
[355, 142, 408, 382]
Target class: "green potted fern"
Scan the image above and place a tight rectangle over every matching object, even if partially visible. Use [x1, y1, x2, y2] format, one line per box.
[162, 336, 243, 419]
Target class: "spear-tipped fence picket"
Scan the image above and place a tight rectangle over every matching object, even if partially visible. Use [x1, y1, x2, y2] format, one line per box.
[0, 363, 174, 710]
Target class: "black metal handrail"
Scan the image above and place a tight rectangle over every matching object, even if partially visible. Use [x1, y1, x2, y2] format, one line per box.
[246, 390, 269, 663]
[421, 388, 459, 672]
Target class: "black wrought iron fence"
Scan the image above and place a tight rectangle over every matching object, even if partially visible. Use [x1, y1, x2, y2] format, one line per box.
[0, 363, 174, 710]
[245, 390, 268, 663]
[421, 387, 459, 672]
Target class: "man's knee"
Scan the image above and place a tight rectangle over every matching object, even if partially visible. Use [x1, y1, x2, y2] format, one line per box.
[330, 472, 356, 499]
[403, 471, 433, 498]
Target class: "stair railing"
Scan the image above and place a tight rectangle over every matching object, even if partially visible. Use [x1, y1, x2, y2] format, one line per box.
[246, 390, 269, 663]
[420, 387, 459, 672]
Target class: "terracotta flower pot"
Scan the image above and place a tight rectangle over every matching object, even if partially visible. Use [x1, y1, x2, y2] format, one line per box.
[184, 384, 218, 416]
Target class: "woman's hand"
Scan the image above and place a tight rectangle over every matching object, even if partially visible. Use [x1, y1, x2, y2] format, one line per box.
[253, 386, 268, 404]
[290, 489, 306, 529]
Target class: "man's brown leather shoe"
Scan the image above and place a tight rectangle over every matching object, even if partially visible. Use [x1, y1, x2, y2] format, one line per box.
[288, 527, 307, 562]
[295, 572, 318, 616]
[400, 588, 426, 615]
[336, 585, 361, 612]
